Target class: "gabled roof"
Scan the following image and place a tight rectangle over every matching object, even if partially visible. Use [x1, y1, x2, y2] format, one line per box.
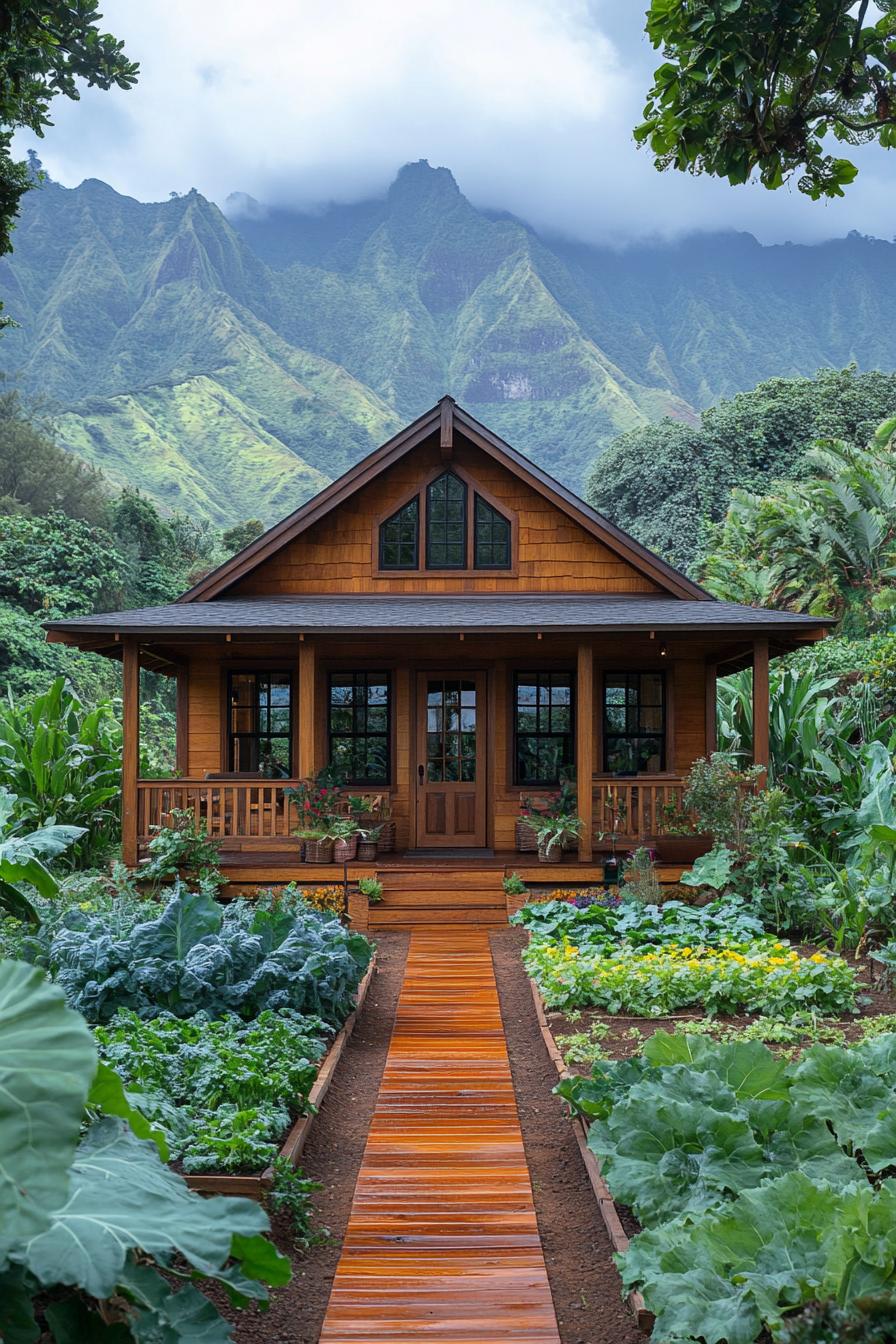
[179, 397, 711, 603]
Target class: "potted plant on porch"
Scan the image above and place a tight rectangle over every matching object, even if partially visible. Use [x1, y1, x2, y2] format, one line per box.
[330, 816, 360, 864]
[296, 827, 335, 863]
[356, 825, 382, 861]
[655, 796, 712, 864]
[527, 813, 583, 864]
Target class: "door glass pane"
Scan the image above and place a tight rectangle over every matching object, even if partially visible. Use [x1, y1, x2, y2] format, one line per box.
[424, 679, 477, 784]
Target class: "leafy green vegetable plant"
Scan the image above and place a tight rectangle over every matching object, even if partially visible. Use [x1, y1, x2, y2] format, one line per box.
[96, 1007, 328, 1172]
[140, 810, 225, 891]
[525, 936, 856, 1018]
[0, 958, 290, 1340]
[563, 1030, 896, 1344]
[48, 885, 373, 1024]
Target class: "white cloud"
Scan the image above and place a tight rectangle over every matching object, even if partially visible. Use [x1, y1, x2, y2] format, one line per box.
[16, 0, 896, 244]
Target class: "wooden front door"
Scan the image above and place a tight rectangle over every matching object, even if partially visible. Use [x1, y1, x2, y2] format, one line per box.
[415, 671, 487, 847]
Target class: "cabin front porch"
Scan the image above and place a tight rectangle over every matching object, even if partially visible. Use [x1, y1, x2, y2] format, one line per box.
[99, 622, 786, 927]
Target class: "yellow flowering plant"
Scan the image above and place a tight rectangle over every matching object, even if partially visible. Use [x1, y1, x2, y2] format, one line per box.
[524, 936, 857, 1018]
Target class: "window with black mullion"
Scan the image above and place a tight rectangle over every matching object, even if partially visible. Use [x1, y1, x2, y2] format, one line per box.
[228, 672, 292, 776]
[328, 671, 391, 785]
[426, 471, 467, 569]
[379, 497, 419, 569]
[474, 495, 511, 568]
[603, 672, 665, 774]
[514, 671, 574, 786]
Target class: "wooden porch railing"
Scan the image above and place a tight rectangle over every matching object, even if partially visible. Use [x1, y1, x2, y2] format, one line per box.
[592, 777, 688, 844]
[138, 779, 301, 845]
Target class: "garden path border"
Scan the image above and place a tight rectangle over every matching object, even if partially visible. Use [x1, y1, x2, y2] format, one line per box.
[527, 972, 654, 1335]
[184, 954, 377, 1199]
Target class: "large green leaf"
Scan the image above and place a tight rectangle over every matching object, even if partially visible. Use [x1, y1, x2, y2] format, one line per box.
[24, 1119, 287, 1301]
[591, 1066, 767, 1222]
[128, 888, 222, 962]
[0, 1266, 39, 1344]
[117, 1262, 236, 1342]
[643, 1032, 790, 1101]
[790, 1039, 896, 1171]
[621, 1174, 894, 1344]
[0, 961, 96, 1261]
[87, 1061, 169, 1159]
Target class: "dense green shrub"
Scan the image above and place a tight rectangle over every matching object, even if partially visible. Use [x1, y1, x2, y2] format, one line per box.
[586, 367, 896, 574]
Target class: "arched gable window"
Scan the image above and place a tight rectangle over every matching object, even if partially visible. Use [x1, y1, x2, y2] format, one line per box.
[376, 468, 513, 572]
[426, 471, 467, 569]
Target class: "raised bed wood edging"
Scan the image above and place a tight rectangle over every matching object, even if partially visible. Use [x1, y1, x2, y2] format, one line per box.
[184, 954, 378, 1199]
[527, 973, 654, 1335]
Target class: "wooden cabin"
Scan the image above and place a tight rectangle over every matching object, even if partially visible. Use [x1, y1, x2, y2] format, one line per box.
[47, 399, 829, 928]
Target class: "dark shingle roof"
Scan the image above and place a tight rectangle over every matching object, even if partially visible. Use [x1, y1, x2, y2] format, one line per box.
[46, 594, 831, 638]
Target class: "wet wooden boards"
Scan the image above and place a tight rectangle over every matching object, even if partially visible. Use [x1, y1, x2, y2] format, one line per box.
[319, 930, 562, 1343]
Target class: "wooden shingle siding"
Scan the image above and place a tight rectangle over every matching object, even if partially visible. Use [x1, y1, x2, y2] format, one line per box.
[231, 439, 660, 597]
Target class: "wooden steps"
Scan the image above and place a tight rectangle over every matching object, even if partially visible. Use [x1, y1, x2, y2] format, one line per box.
[318, 931, 561, 1343]
[369, 867, 507, 931]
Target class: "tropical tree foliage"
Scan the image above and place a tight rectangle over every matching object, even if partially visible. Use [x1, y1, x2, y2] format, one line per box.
[638, 0, 896, 200]
[0, 2, 138, 271]
[586, 367, 896, 575]
[0, 785, 83, 922]
[704, 416, 896, 630]
[0, 679, 120, 863]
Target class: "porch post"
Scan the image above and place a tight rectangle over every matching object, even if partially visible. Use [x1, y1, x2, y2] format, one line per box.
[121, 637, 140, 867]
[576, 642, 594, 861]
[298, 638, 316, 779]
[752, 637, 770, 785]
[175, 663, 189, 775]
[705, 660, 718, 758]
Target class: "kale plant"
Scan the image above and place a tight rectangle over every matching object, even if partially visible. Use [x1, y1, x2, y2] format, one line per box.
[48, 885, 373, 1024]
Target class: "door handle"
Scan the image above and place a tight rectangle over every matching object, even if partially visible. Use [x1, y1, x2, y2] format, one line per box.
[417, 764, 425, 785]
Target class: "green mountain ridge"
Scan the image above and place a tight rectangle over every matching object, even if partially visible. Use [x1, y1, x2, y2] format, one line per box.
[0, 160, 895, 526]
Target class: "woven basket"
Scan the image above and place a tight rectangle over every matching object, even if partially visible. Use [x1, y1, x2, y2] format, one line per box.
[377, 821, 396, 853]
[333, 836, 358, 863]
[515, 819, 539, 852]
[357, 840, 378, 861]
[303, 837, 334, 863]
[538, 842, 564, 864]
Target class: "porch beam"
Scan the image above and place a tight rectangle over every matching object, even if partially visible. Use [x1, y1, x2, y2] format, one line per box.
[752, 637, 770, 784]
[576, 642, 594, 861]
[121, 637, 140, 867]
[298, 638, 316, 779]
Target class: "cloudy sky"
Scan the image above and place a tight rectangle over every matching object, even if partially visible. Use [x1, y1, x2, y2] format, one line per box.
[18, 0, 896, 246]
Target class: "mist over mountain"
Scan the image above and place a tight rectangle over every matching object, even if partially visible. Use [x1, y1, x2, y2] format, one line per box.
[1, 159, 895, 526]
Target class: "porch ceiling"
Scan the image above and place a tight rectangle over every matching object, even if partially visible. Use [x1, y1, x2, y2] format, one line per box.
[45, 593, 830, 639]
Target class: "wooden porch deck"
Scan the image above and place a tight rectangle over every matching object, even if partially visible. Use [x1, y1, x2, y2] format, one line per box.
[319, 930, 562, 1343]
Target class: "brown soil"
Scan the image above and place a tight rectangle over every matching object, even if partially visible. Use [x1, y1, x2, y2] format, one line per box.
[227, 933, 408, 1344]
[490, 927, 642, 1344]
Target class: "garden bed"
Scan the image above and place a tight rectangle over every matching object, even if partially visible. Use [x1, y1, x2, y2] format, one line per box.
[184, 953, 377, 1199]
[525, 964, 653, 1333]
[522, 936, 896, 1341]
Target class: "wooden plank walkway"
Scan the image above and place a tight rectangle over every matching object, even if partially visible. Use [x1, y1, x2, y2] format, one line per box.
[319, 930, 562, 1343]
